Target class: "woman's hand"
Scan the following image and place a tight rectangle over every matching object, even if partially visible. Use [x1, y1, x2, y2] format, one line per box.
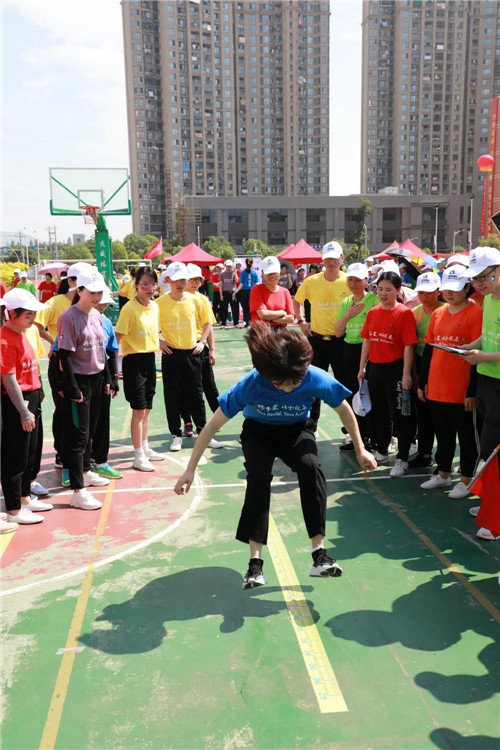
[174, 470, 195, 495]
[417, 387, 427, 402]
[104, 383, 111, 395]
[21, 416, 36, 432]
[402, 373, 412, 391]
[299, 321, 312, 337]
[460, 350, 484, 366]
[357, 367, 366, 386]
[192, 342, 205, 356]
[160, 340, 173, 355]
[464, 397, 476, 412]
[209, 349, 216, 366]
[346, 302, 365, 319]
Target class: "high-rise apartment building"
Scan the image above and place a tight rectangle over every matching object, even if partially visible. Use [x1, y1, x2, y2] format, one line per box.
[122, 0, 330, 238]
[361, 0, 500, 197]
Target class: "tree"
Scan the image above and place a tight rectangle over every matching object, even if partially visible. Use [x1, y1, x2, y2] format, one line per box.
[203, 236, 235, 260]
[243, 238, 275, 257]
[349, 198, 373, 261]
[453, 245, 467, 254]
[58, 244, 93, 261]
[344, 243, 370, 265]
[478, 233, 500, 251]
[123, 233, 159, 256]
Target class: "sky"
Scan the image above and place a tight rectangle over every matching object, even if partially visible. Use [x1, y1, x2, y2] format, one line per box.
[1, 0, 362, 246]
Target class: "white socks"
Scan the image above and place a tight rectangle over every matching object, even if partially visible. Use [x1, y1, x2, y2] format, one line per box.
[134, 447, 145, 459]
[312, 545, 324, 553]
[142, 440, 149, 453]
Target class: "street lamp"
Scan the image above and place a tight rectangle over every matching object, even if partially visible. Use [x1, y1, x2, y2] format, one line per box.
[452, 229, 464, 251]
[434, 205, 440, 254]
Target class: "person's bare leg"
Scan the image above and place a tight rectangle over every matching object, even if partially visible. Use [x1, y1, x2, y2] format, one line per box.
[131, 409, 145, 450]
[249, 540, 263, 559]
[311, 534, 324, 549]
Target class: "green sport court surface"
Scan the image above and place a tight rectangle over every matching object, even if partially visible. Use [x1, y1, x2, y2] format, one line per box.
[1, 327, 499, 750]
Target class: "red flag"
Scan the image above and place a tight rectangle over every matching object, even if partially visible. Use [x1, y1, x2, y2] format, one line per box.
[469, 448, 500, 537]
[144, 237, 162, 259]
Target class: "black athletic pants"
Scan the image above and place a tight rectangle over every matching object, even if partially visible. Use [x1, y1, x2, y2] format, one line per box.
[309, 334, 345, 424]
[180, 346, 220, 423]
[367, 360, 415, 461]
[1, 389, 41, 511]
[414, 353, 435, 456]
[240, 289, 251, 326]
[162, 349, 206, 436]
[48, 354, 65, 462]
[427, 400, 478, 477]
[236, 419, 327, 545]
[220, 291, 239, 326]
[342, 342, 371, 441]
[212, 292, 221, 322]
[476, 374, 500, 461]
[91, 391, 111, 465]
[62, 372, 103, 490]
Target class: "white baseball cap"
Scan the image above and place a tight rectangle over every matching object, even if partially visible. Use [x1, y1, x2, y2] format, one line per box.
[376, 260, 401, 279]
[415, 272, 440, 292]
[446, 253, 469, 268]
[13, 268, 21, 274]
[99, 288, 114, 305]
[261, 256, 281, 275]
[346, 263, 368, 280]
[224, 259, 233, 267]
[0, 288, 46, 312]
[76, 269, 108, 293]
[187, 263, 203, 280]
[166, 261, 189, 281]
[352, 379, 372, 417]
[439, 267, 469, 292]
[461, 246, 500, 278]
[68, 262, 93, 278]
[322, 240, 343, 260]
[19, 270, 28, 278]
[138, 261, 147, 267]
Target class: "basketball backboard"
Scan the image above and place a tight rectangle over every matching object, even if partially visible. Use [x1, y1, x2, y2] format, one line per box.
[49, 168, 131, 217]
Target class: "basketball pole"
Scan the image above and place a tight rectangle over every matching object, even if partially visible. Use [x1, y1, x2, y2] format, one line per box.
[94, 214, 118, 294]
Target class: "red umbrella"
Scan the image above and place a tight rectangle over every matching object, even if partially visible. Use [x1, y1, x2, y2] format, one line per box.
[277, 239, 322, 264]
[168, 243, 222, 266]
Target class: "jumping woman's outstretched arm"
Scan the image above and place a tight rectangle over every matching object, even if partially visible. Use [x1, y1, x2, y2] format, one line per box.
[175, 408, 229, 494]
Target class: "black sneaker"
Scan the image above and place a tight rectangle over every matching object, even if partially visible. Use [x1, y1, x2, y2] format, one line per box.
[54, 454, 63, 469]
[310, 549, 343, 578]
[408, 453, 432, 469]
[242, 558, 267, 590]
[339, 441, 355, 452]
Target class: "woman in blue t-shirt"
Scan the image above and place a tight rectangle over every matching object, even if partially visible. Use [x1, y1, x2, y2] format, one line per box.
[175, 324, 376, 590]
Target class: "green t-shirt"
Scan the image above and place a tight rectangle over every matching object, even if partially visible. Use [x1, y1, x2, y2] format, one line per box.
[16, 280, 36, 295]
[336, 292, 379, 344]
[478, 294, 500, 380]
[412, 303, 442, 357]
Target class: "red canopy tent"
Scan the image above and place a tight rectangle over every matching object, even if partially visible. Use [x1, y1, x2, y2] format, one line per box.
[167, 243, 222, 267]
[277, 238, 322, 264]
[393, 238, 430, 263]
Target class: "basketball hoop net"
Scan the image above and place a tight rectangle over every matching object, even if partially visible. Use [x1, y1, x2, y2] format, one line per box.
[80, 205, 100, 225]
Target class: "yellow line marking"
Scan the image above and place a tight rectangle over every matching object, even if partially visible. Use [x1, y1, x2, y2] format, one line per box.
[0, 530, 17, 558]
[267, 514, 348, 714]
[341, 453, 500, 624]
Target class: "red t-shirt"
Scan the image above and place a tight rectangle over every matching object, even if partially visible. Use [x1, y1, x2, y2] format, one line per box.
[202, 268, 211, 281]
[361, 303, 418, 363]
[211, 272, 220, 292]
[0, 281, 7, 298]
[12, 278, 20, 288]
[250, 283, 294, 326]
[0, 325, 41, 392]
[38, 280, 57, 303]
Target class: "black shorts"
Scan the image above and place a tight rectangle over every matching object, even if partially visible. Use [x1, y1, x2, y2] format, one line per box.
[122, 352, 156, 410]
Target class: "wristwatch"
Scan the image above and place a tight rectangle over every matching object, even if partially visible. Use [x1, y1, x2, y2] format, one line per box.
[297, 318, 305, 325]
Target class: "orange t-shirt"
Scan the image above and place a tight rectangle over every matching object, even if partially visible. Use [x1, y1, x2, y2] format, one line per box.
[424, 302, 483, 403]
[361, 303, 418, 363]
[470, 291, 484, 308]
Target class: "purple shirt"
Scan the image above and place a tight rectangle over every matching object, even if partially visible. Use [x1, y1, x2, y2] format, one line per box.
[57, 306, 106, 375]
[220, 270, 235, 293]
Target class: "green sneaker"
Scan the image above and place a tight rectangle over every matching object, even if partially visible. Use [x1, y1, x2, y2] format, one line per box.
[92, 462, 123, 479]
[61, 469, 70, 487]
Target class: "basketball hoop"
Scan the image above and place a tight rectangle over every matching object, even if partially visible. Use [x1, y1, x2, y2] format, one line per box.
[80, 205, 100, 225]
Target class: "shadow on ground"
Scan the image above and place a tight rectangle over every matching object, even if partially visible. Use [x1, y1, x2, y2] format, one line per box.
[79, 566, 318, 654]
[430, 728, 500, 749]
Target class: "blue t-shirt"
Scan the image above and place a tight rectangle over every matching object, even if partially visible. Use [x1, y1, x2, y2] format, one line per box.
[51, 315, 118, 357]
[218, 365, 350, 425]
[240, 268, 259, 290]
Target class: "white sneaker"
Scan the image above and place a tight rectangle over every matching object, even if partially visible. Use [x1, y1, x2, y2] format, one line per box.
[409, 442, 418, 457]
[469, 506, 480, 517]
[390, 459, 408, 478]
[373, 451, 389, 464]
[70, 489, 102, 510]
[7, 507, 44, 524]
[420, 474, 452, 490]
[25, 496, 53, 512]
[448, 482, 470, 499]
[132, 455, 154, 472]
[144, 447, 165, 461]
[343, 434, 352, 446]
[84, 470, 110, 487]
[209, 438, 224, 449]
[30, 480, 49, 496]
[1, 517, 18, 534]
[476, 527, 500, 541]
[170, 436, 183, 452]
[388, 437, 398, 454]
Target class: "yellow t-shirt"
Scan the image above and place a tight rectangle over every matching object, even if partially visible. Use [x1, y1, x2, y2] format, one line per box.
[115, 297, 159, 357]
[25, 324, 46, 374]
[118, 278, 136, 300]
[189, 291, 216, 338]
[294, 272, 350, 335]
[157, 293, 210, 350]
[35, 294, 71, 341]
